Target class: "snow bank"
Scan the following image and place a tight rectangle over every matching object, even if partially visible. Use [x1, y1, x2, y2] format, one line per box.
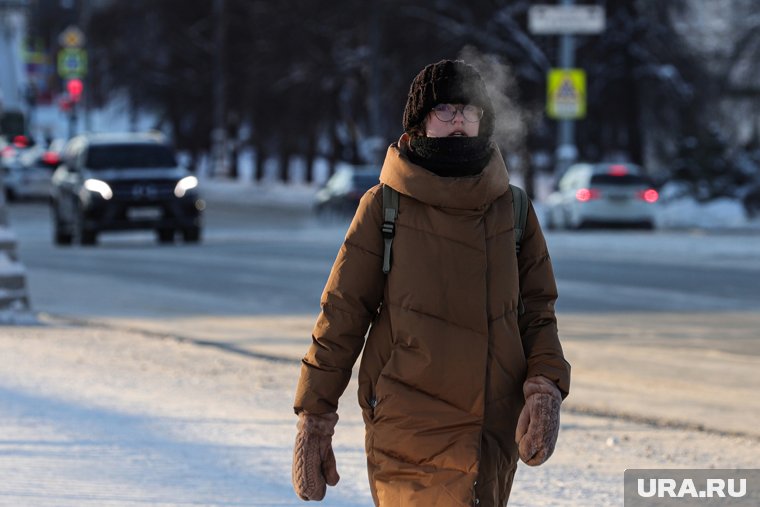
[657, 196, 753, 229]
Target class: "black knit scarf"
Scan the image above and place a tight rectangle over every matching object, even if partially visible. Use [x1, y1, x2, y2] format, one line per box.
[407, 136, 492, 177]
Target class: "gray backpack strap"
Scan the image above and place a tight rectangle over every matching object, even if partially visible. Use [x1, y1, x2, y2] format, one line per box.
[510, 184, 529, 316]
[510, 184, 529, 255]
[381, 184, 399, 274]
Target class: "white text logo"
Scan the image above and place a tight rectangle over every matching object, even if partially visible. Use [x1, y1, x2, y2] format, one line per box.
[637, 478, 747, 498]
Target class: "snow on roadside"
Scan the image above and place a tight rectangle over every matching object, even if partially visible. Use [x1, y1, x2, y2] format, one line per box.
[1, 324, 759, 507]
[656, 196, 754, 229]
[200, 179, 317, 211]
[0, 325, 367, 507]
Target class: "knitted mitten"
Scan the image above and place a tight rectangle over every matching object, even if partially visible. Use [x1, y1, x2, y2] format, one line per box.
[515, 376, 562, 466]
[292, 412, 340, 501]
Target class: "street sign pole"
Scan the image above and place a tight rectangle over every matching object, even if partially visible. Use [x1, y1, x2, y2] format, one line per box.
[68, 102, 77, 139]
[57, 25, 87, 139]
[557, 0, 577, 178]
[529, 1, 605, 177]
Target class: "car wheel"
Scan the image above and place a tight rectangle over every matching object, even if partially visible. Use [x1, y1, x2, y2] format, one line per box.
[74, 209, 97, 246]
[80, 229, 97, 245]
[182, 227, 201, 243]
[5, 187, 16, 202]
[568, 210, 585, 230]
[157, 228, 175, 244]
[319, 205, 339, 223]
[51, 207, 73, 246]
[54, 225, 73, 245]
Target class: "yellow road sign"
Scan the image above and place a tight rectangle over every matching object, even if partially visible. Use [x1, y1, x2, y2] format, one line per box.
[547, 68, 586, 120]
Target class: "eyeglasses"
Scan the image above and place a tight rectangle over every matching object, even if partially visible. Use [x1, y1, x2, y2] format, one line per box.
[431, 103, 484, 123]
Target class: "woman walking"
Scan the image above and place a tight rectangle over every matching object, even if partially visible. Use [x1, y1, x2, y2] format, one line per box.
[292, 59, 570, 506]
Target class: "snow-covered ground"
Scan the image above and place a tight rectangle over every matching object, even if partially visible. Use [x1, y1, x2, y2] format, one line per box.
[1, 323, 759, 507]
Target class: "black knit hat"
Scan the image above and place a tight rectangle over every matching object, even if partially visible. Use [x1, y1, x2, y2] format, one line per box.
[403, 59, 495, 138]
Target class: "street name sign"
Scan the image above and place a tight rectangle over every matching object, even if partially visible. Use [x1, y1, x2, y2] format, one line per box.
[529, 5, 606, 35]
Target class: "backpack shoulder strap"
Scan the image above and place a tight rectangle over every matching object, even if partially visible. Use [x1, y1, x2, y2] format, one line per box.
[510, 184, 529, 316]
[510, 184, 529, 255]
[381, 184, 399, 274]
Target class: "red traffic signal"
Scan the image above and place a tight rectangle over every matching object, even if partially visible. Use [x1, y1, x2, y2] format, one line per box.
[66, 78, 83, 102]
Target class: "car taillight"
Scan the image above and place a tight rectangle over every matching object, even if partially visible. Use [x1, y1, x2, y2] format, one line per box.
[42, 152, 60, 165]
[638, 189, 659, 203]
[576, 188, 601, 202]
[1, 146, 15, 157]
[13, 135, 30, 148]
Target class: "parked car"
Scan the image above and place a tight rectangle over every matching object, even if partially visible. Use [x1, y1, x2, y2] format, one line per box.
[1, 134, 37, 200]
[50, 132, 203, 245]
[2, 138, 64, 201]
[314, 165, 380, 217]
[545, 162, 659, 229]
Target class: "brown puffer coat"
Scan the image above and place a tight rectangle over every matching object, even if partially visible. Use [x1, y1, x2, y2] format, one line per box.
[294, 140, 571, 506]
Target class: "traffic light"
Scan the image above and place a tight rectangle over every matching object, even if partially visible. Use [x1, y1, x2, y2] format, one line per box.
[66, 78, 83, 102]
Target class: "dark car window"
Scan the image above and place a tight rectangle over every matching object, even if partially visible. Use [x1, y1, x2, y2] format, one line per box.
[352, 174, 379, 190]
[86, 144, 177, 169]
[591, 174, 651, 186]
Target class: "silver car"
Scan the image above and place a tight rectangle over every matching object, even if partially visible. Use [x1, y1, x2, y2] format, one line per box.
[6, 139, 65, 201]
[545, 162, 659, 229]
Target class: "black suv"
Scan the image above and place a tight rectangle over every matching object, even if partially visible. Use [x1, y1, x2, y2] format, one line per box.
[50, 132, 203, 245]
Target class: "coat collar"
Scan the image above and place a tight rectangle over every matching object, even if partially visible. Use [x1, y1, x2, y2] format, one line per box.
[379, 134, 510, 210]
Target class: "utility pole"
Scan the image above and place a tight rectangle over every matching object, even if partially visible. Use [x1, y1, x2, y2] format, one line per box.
[80, 0, 91, 132]
[211, 0, 228, 177]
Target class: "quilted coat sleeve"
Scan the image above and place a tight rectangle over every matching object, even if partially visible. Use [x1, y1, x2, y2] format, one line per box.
[293, 186, 386, 414]
[517, 201, 571, 398]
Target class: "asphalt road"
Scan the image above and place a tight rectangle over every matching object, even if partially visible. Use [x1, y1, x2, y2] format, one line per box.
[6, 196, 760, 434]
[6, 197, 760, 320]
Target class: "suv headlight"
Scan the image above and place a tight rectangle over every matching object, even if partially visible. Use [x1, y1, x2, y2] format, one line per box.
[84, 178, 113, 200]
[174, 176, 198, 198]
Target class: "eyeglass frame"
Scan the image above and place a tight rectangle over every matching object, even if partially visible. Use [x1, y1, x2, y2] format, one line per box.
[430, 103, 484, 123]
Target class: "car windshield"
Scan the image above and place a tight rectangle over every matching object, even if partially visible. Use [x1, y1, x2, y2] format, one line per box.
[590, 174, 651, 186]
[86, 144, 177, 169]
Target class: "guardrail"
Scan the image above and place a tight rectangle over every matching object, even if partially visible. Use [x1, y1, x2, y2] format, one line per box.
[0, 182, 31, 320]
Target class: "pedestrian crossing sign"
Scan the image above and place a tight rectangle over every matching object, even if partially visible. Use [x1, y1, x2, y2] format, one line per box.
[547, 69, 586, 119]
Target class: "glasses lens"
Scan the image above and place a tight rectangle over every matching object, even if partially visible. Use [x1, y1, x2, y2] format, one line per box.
[432, 104, 456, 122]
[463, 105, 483, 122]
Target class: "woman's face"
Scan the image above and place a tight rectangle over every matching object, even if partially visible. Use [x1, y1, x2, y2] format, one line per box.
[424, 103, 481, 138]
